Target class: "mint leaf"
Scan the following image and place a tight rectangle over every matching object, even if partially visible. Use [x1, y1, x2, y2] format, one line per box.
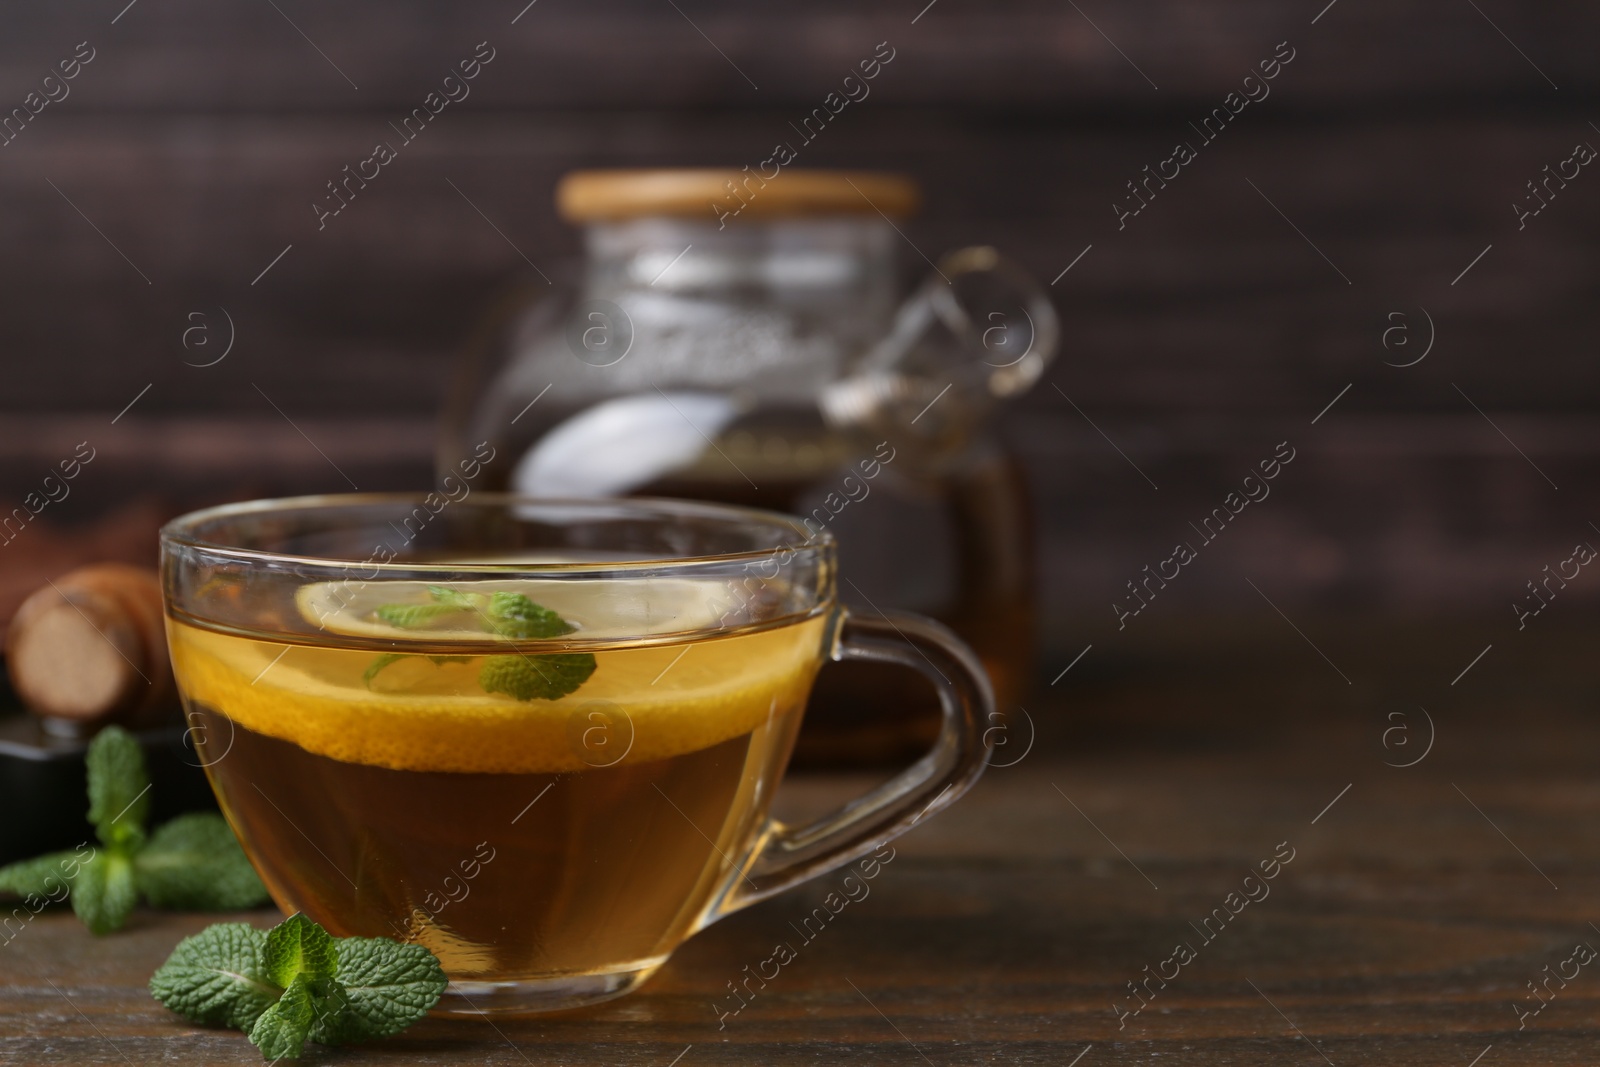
[86, 726, 149, 851]
[371, 586, 487, 628]
[374, 587, 569, 633]
[375, 603, 462, 628]
[0, 847, 87, 900]
[366, 654, 475, 689]
[309, 936, 447, 1044]
[263, 913, 338, 986]
[480, 653, 596, 701]
[72, 850, 138, 935]
[149, 922, 277, 1030]
[363, 653, 411, 688]
[134, 814, 270, 911]
[248, 973, 316, 1061]
[487, 592, 575, 639]
[427, 586, 482, 608]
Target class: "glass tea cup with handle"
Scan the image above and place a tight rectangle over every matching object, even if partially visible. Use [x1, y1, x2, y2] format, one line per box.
[160, 494, 993, 1016]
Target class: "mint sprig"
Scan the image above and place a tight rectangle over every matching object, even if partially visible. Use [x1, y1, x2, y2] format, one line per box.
[0, 726, 270, 934]
[151, 913, 447, 1061]
[366, 586, 596, 701]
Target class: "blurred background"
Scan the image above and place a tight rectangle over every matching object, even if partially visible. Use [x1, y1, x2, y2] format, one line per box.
[2, 0, 1597, 664]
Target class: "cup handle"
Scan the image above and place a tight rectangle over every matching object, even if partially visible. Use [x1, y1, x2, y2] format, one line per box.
[707, 609, 994, 920]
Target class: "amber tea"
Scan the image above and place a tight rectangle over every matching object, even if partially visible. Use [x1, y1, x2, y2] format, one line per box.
[171, 576, 824, 1008]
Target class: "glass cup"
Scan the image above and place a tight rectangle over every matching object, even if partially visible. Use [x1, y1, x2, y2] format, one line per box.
[159, 494, 993, 1016]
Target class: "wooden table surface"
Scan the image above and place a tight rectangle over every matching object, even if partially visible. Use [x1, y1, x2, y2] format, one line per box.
[3, 620, 1596, 1065]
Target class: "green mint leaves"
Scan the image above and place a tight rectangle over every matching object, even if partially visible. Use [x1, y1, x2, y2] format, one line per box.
[87, 724, 150, 851]
[374, 587, 575, 640]
[147, 921, 281, 1030]
[362, 652, 409, 687]
[366, 586, 596, 702]
[263, 912, 338, 986]
[151, 913, 447, 1061]
[250, 914, 339, 1060]
[0, 726, 270, 934]
[484, 591, 574, 639]
[250, 973, 320, 1061]
[72, 850, 139, 936]
[312, 933, 449, 1043]
[136, 814, 280, 912]
[478, 653, 596, 701]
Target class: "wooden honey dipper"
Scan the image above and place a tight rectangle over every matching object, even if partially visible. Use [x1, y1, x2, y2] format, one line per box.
[4, 564, 177, 732]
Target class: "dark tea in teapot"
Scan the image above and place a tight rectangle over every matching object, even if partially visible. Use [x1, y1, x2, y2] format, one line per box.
[440, 169, 1057, 762]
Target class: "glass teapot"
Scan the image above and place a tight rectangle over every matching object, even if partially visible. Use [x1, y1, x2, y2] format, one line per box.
[439, 169, 1058, 763]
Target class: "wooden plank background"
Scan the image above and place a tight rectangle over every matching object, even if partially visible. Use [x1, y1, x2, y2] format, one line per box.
[1, 0, 1597, 640]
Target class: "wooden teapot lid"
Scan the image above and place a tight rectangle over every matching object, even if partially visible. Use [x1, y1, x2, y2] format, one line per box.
[556, 168, 921, 223]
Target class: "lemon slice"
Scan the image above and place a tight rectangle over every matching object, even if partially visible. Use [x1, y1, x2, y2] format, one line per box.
[168, 612, 824, 775]
[294, 576, 734, 643]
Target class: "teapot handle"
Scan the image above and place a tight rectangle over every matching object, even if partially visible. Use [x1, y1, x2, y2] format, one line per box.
[923, 246, 1060, 399]
[824, 247, 1058, 439]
